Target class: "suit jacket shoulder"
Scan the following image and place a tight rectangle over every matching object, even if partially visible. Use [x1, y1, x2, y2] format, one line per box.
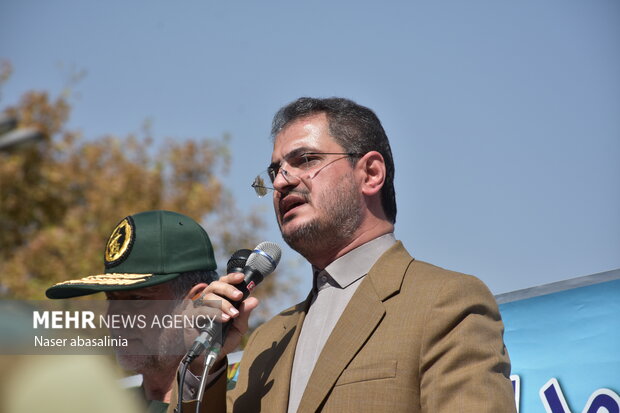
[228, 242, 516, 413]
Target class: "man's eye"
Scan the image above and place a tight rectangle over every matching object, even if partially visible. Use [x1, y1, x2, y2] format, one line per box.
[298, 155, 321, 169]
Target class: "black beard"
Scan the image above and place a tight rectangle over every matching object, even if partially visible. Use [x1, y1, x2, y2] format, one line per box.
[280, 174, 362, 259]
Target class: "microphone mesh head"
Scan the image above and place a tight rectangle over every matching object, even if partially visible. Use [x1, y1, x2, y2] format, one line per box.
[246, 241, 282, 276]
[227, 249, 252, 273]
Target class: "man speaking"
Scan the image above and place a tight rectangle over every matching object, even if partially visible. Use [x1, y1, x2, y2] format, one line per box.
[198, 97, 517, 412]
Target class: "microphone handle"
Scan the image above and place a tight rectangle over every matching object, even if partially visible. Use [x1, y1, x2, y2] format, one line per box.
[221, 267, 264, 338]
[189, 267, 264, 357]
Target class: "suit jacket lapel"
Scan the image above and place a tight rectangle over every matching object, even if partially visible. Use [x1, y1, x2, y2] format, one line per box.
[296, 242, 413, 413]
[263, 294, 312, 413]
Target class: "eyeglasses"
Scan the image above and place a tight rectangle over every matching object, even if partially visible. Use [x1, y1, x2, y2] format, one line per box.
[251, 152, 363, 197]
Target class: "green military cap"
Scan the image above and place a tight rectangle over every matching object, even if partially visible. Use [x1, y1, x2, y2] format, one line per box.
[46, 210, 217, 299]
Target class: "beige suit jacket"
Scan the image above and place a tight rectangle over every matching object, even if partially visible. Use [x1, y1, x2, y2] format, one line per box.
[200, 242, 516, 412]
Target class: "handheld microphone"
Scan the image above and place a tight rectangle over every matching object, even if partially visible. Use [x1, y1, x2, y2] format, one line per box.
[185, 241, 281, 361]
[230, 241, 281, 304]
[179, 243, 281, 412]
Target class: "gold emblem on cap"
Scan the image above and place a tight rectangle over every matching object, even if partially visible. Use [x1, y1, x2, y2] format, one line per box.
[105, 218, 133, 263]
[53, 273, 153, 286]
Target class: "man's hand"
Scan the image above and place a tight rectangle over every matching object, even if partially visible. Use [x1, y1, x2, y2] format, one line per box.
[181, 273, 259, 371]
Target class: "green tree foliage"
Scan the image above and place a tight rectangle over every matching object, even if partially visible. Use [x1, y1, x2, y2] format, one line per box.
[0, 64, 284, 324]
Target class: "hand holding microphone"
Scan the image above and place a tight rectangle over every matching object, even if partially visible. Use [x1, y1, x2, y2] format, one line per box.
[176, 242, 281, 413]
[185, 241, 282, 362]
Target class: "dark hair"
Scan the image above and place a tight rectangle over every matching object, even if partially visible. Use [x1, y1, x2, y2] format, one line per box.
[271, 97, 397, 223]
[169, 269, 219, 300]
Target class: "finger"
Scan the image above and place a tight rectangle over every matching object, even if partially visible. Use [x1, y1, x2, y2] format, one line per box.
[217, 272, 245, 284]
[192, 286, 247, 322]
[191, 294, 238, 321]
[189, 273, 243, 303]
[180, 304, 224, 325]
[192, 280, 243, 304]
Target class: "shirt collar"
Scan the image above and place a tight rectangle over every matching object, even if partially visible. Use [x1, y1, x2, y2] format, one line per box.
[313, 233, 397, 290]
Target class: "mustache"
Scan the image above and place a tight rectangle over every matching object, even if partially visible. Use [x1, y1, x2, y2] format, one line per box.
[277, 190, 310, 219]
[278, 188, 310, 198]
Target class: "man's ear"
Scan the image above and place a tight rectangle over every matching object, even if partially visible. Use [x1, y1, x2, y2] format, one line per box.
[359, 151, 386, 196]
[186, 282, 208, 301]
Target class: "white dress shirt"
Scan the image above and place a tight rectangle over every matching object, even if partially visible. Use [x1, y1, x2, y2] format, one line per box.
[287, 233, 397, 413]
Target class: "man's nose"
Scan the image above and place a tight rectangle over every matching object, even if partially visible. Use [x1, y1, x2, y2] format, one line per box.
[272, 168, 299, 192]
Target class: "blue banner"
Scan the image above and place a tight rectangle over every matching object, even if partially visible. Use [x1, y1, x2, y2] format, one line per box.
[499, 276, 620, 412]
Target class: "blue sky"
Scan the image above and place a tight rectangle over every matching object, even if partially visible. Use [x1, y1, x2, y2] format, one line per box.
[1, 0, 619, 308]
